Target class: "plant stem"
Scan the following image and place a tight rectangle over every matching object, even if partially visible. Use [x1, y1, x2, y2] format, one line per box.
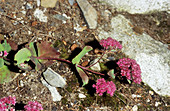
[86, 50, 106, 68]
[36, 57, 105, 76]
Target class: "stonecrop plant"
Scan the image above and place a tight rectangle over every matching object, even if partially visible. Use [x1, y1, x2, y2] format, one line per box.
[0, 36, 142, 106]
[0, 96, 43, 111]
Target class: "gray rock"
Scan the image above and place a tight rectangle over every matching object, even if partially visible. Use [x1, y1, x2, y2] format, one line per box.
[26, 3, 33, 9]
[41, 0, 58, 8]
[90, 58, 101, 71]
[41, 78, 62, 101]
[98, 14, 170, 96]
[0, 7, 4, 12]
[43, 68, 67, 88]
[34, 8, 48, 22]
[78, 93, 86, 98]
[53, 14, 67, 21]
[99, 0, 169, 14]
[68, 0, 75, 6]
[77, 0, 98, 29]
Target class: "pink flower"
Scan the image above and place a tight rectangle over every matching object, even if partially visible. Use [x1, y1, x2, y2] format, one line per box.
[0, 96, 16, 111]
[117, 58, 142, 84]
[0, 96, 16, 105]
[0, 51, 8, 57]
[100, 37, 122, 50]
[0, 101, 7, 111]
[24, 101, 43, 111]
[3, 51, 8, 57]
[93, 78, 116, 96]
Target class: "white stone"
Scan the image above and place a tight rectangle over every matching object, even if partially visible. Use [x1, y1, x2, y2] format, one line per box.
[146, 98, 150, 102]
[78, 93, 86, 98]
[37, 0, 40, 7]
[34, 8, 47, 22]
[43, 67, 67, 88]
[149, 90, 154, 95]
[41, 78, 62, 101]
[41, 0, 58, 8]
[99, 0, 169, 14]
[132, 105, 138, 111]
[77, 0, 98, 29]
[132, 94, 141, 98]
[20, 80, 24, 87]
[90, 58, 101, 71]
[98, 14, 170, 96]
[155, 101, 161, 107]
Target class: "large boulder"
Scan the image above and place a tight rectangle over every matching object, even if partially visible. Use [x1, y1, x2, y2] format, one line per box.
[99, 0, 169, 14]
[98, 14, 170, 96]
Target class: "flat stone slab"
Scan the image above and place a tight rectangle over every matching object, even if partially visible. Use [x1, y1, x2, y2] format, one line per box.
[41, 78, 62, 101]
[77, 0, 98, 29]
[99, 0, 169, 14]
[43, 67, 67, 88]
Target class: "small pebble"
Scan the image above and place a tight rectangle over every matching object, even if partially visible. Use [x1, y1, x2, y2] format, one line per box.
[20, 80, 24, 87]
[155, 101, 161, 107]
[26, 3, 33, 9]
[132, 94, 141, 98]
[149, 90, 154, 95]
[23, 73, 26, 76]
[146, 98, 150, 102]
[132, 105, 138, 111]
[68, 0, 75, 6]
[78, 93, 86, 98]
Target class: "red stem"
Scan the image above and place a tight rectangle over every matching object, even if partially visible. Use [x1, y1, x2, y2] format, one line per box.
[86, 50, 106, 68]
[36, 57, 105, 76]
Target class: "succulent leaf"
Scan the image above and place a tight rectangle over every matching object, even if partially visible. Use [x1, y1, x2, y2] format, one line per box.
[72, 46, 93, 64]
[3, 40, 11, 52]
[76, 64, 89, 86]
[37, 41, 60, 65]
[108, 69, 115, 79]
[14, 48, 32, 65]
[0, 58, 4, 68]
[0, 65, 12, 84]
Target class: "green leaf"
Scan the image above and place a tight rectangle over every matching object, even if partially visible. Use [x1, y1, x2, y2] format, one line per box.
[29, 42, 41, 70]
[0, 44, 4, 51]
[127, 79, 131, 84]
[0, 65, 12, 84]
[0, 58, 4, 68]
[14, 48, 32, 65]
[108, 69, 115, 79]
[72, 46, 93, 64]
[3, 40, 11, 52]
[75, 64, 89, 86]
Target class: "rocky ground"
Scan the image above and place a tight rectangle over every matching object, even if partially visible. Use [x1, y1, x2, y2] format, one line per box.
[0, 0, 170, 111]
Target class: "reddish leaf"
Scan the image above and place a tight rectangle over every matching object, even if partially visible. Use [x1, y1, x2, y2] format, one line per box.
[76, 64, 89, 86]
[108, 69, 115, 79]
[37, 41, 60, 66]
[0, 39, 18, 50]
[6, 40, 18, 50]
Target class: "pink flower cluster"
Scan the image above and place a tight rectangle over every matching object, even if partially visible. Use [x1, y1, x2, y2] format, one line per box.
[93, 78, 116, 96]
[24, 101, 43, 111]
[0, 96, 16, 111]
[0, 51, 8, 57]
[100, 37, 122, 50]
[117, 58, 142, 84]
